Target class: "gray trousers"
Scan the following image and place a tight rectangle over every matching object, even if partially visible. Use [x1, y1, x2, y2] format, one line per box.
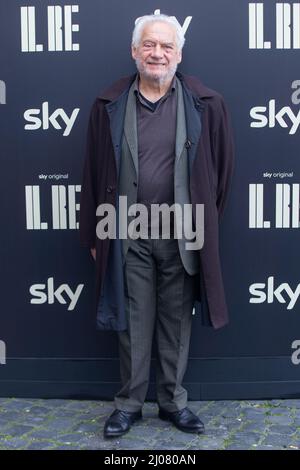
[114, 236, 197, 413]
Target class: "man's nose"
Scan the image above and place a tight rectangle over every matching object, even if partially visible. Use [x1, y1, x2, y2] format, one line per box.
[151, 45, 163, 58]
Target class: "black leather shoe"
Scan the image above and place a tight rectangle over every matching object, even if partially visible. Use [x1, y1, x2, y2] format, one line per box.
[103, 409, 142, 438]
[159, 407, 205, 434]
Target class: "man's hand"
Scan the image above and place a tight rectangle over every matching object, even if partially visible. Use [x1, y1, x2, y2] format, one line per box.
[90, 247, 96, 261]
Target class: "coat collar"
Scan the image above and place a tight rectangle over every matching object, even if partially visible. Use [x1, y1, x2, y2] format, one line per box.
[98, 71, 217, 103]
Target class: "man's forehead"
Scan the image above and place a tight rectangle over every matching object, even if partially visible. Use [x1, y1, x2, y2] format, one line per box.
[140, 22, 176, 42]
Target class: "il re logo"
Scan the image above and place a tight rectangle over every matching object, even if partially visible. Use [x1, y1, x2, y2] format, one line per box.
[249, 183, 300, 229]
[249, 2, 300, 49]
[30, 277, 84, 311]
[25, 184, 81, 230]
[24, 102, 80, 136]
[20, 5, 79, 52]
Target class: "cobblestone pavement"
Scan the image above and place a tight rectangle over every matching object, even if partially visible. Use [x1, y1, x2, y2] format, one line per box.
[0, 398, 299, 450]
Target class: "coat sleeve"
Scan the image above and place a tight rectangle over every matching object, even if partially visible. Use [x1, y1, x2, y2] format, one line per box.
[211, 95, 235, 220]
[79, 99, 99, 248]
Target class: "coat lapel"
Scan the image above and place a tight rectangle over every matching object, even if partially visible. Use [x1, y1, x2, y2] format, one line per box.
[123, 83, 138, 178]
[175, 77, 187, 164]
[105, 88, 131, 176]
[180, 78, 205, 174]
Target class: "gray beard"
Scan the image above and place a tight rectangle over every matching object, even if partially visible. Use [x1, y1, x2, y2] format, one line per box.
[135, 58, 178, 86]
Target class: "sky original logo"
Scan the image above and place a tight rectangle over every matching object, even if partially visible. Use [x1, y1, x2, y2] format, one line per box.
[30, 277, 84, 311]
[24, 102, 79, 136]
[20, 5, 79, 52]
[250, 81, 300, 135]
[249, 2, 300, 49]
[25, 184, 81, 230]
[0, 80, 6, 104]
[249, 277, 300, 310]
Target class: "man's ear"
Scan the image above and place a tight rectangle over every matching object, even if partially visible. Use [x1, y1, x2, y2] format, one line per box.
[131, 45, 137, 60]
[177, 49, 182, 64]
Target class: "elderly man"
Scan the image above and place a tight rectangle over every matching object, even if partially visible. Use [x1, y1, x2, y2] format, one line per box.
[80, 14, 234, 438]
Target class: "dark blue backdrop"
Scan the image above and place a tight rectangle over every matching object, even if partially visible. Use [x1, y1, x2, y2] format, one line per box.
[1, 0, 300, 399]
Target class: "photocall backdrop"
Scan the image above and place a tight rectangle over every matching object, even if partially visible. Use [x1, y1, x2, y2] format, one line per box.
[1, 0, 300, 399]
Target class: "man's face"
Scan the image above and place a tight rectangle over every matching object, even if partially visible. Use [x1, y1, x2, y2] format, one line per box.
[132, 21, 182, 84]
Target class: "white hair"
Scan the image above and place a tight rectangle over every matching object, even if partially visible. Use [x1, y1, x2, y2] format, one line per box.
[132, 14, 185, 50]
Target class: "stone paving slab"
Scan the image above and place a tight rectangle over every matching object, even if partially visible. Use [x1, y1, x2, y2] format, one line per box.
[0, 398, 299, 450]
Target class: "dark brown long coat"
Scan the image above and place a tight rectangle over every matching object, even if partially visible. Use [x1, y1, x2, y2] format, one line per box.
[79, 72, 235, 330]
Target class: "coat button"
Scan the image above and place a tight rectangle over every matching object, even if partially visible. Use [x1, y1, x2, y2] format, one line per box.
[185, 140, 192, 149]
[195, 99, 203, 110]
[133, 181, 137, 186]
[106, 185, 114, 193]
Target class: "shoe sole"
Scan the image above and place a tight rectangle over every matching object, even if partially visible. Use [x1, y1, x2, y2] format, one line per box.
[104, 430, 129, 438]
[103, 415, 142, 438]
[159, 412, 205, 434]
